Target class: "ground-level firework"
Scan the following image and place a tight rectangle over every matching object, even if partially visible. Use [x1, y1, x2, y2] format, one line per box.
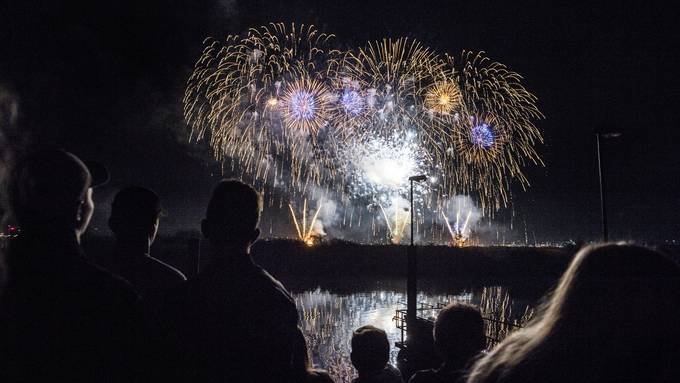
[185, 22, 544, 244]
[289, 199, 324, 246]
[378, 198, 411, 244]
[442, 210, 472, 247]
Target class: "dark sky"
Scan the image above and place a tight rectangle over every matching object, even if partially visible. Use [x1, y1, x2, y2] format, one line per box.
[1, 0, 679, 243]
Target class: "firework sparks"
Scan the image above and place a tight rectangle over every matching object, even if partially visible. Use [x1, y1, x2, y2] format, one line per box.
[445, 52, 545, 213]
[185, 23, 544, 242]
[378, 198, 410, 244]
[280, 77, 333, 136]
[184, 23, 341, 197]
[289, 198, 324, 246]
[424, 81, 462, 115]
[441, 195, 480, 247]
[442, 209, 472, 247]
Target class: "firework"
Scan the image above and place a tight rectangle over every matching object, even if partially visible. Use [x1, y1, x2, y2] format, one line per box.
[342, 130, 428, 199]
[424, 80, 462, 115]
[184, 23, 341, 197]
[442, 210, 472, 247]
[378, 198, 410, 244]
[185, 23, 544, 242]
[289, 199, 324, 246]
[279, 76, 334, 136]
[338, 38, 445, 142]
[443, 52, 544, 213]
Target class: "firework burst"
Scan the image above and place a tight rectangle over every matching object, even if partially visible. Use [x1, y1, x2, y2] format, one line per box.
[184, 23, 341, 196]
[340, 38, 443, 137]
[280, 76, 333, 136]
[435, 52, 544, 212]
[185, 23, 544, 241]
[424, 80, 462, 115]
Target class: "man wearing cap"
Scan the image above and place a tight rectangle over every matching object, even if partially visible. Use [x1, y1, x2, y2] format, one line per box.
[0, 149, 141, 382]
[108, 186, 186, 307]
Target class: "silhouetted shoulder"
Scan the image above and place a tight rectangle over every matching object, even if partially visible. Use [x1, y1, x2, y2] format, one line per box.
[259, 266, 295, 300]
[146, 255, 187, 282]
[70, 257, 140, 304]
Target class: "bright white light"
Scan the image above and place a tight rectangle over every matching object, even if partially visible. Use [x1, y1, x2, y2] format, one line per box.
[361, 156, 414, 188]
[341, 124, 428, 201]
[353, 134, 420, 190]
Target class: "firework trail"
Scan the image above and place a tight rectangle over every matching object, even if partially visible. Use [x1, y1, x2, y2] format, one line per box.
[443, 52, 544, 212]
[378, 197, 411, 244]
[289, 198, 324, 246]
[184, 23, 341, 197]
[185, 23, 544, 242]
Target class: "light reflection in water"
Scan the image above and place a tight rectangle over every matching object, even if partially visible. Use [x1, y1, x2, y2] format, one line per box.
[294, 287, 531, 383]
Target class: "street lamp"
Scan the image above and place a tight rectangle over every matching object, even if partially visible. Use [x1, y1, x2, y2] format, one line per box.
[409, 175, 427, 246]
[596, 132, 621, 242]
[407, 174, 427, 342]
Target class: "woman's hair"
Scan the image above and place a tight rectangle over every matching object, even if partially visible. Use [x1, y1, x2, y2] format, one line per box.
[466, 243, 680, 383]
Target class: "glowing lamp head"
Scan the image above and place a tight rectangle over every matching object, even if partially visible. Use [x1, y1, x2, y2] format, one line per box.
[289, 91, 316, 120]
[470, 123, 495, 149]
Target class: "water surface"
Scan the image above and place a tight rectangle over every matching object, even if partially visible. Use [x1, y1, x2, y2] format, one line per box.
[294, 285, 534, 383]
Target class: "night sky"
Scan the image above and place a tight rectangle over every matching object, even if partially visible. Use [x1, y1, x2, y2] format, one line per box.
[2, 0, 679, 243]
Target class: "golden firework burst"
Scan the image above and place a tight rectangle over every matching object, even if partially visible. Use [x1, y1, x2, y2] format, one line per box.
[424, 81, 462, 115]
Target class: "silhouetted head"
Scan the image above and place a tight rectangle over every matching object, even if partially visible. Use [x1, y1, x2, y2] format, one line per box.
[9, 149, 94, 238]
[109, 186, 161, 246]
[201, 179, 262, 251]
[351, 325, 390, 375]
[467, 243, 680, 383]
[434, 303, 485, 367]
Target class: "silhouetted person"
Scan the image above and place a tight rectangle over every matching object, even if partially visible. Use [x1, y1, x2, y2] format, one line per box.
[466, 244, 680, 383]
[160, 179, 307, 382]
[351, 325, 404, 383]
[409, 303, 486, 383]
[109, 186, 185, 306]
[0, 149, 141, 382]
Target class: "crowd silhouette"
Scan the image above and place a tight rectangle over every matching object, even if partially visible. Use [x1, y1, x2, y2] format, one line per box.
[0, 149, 679, 382]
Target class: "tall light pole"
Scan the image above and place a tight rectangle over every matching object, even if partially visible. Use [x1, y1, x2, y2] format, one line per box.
[596, 132, 620, 242]
[407, 174, 426, 342]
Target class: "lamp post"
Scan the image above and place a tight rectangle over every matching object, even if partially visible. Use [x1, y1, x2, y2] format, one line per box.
[596, 132, 620, 242]
[407, 174, 427, 343]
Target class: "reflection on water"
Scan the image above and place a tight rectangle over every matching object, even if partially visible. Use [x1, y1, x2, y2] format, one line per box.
[294, 286, 532, 383]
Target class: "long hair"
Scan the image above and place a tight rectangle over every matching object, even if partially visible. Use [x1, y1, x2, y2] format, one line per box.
[466, 243, 680, 383]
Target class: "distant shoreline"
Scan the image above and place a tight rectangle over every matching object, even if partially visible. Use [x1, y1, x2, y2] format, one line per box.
[83, 236, 573, 281]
